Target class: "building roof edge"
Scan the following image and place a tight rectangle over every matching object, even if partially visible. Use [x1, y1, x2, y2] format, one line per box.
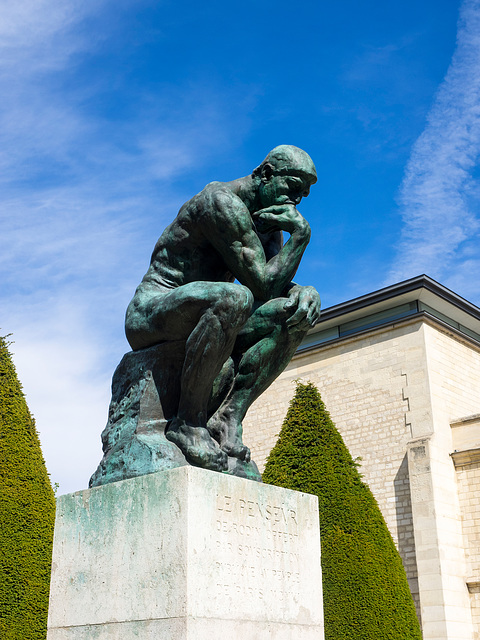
[319, 275, 480, 323]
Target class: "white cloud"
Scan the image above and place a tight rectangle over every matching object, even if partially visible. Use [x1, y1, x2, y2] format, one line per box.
[0, 1, 109, 77]
[388, 0, 480, 302]
[5, 296, 111, 494]
[0, 1, 258, 494]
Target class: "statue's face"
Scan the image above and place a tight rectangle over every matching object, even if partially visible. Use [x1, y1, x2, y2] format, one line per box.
[259, 167, 313, 208]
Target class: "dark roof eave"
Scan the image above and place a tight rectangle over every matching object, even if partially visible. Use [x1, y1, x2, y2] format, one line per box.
[318, 275, 480, 324]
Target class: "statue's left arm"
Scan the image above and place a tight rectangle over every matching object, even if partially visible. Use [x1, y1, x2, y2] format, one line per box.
[257, 229, 321, 330]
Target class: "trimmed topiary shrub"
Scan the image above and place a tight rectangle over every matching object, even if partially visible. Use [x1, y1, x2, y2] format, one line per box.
[263, 381, 422, 640]
[0, 336, 56, 640]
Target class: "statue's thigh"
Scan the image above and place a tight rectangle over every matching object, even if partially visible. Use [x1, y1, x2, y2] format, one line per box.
[234, 297, 289, 352]
[146, 281, 244, 341]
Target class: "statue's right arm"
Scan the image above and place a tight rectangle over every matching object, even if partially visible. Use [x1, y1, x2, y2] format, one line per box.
[202, 191, 311, 301]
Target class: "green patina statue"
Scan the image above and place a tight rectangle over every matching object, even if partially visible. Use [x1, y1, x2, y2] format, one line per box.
[89, 145, 320, 487]
[124, 145, 320, 473]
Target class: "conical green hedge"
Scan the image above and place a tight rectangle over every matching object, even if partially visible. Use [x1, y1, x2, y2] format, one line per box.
[263, 381, 422, 640]
[0, 336, 56, 640]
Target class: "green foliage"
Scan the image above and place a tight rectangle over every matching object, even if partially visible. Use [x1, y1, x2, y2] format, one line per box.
[263, 382, 422, 640]
[0, 336, 56, 640]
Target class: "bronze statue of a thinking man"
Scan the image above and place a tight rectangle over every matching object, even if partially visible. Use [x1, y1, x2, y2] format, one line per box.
[124, 145, 321, 474]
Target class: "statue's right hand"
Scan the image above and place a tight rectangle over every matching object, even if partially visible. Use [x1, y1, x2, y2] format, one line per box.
[252, 204, 310, 236]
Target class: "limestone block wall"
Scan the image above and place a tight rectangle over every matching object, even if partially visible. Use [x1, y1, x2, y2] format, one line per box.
[457, 462, 480, 640]
[423, 325, 480, 637]
[244, 319, 428, 616]
[424, 325, 480, 424]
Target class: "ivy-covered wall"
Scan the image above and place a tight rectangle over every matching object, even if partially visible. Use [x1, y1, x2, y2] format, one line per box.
[0, 336, 56, 640]
[263, 381, 422, 640]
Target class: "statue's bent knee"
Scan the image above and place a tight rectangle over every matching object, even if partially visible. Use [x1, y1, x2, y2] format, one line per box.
[214, 285, 253, 329]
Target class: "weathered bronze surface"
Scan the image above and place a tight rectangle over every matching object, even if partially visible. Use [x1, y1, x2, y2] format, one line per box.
[90, 145, 320, 486]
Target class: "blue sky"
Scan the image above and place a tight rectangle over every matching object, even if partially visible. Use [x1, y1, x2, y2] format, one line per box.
[2, 0, 479, 493]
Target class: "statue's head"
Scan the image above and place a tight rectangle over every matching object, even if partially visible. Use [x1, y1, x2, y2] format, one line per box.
[253, 145, 317, 208]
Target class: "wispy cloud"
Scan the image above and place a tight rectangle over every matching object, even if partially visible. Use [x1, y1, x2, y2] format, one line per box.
[6, 297, 109, 493]
[0, 1, 258, 493]
[388, 0, 480, 301]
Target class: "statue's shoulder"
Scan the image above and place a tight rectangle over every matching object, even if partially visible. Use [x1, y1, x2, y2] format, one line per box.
[187, 181, 241, 220]
[199, 180, 233, 200]
[200, 181, 245, 210]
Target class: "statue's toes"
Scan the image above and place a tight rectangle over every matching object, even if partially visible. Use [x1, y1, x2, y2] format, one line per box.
[198, 440, 228, 471]
[185, 446, 227, 472]
[224, 444, 250, 462]
[207, 448, 228, 471]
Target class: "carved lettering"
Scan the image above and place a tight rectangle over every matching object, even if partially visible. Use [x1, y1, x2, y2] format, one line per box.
[215, 583, 265, 600]
[211, 492, 305, 609]
[216, 495, 233, 512]
[236, 497, 297, 527]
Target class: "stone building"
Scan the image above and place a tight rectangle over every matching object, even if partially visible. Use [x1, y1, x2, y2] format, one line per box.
[243, 275, 480, 640]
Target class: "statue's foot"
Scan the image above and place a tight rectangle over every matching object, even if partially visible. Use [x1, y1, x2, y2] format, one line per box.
[223, 442, 251, 463]
[227, 456, 262, 482]
[207, 414, 251, 462]
[166, 417, 228, 472]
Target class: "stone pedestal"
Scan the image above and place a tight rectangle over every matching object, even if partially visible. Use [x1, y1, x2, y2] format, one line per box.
[47, 466, 324, 639]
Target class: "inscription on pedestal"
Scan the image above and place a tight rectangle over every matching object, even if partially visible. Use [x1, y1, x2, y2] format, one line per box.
[213, 493, 303, 609]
